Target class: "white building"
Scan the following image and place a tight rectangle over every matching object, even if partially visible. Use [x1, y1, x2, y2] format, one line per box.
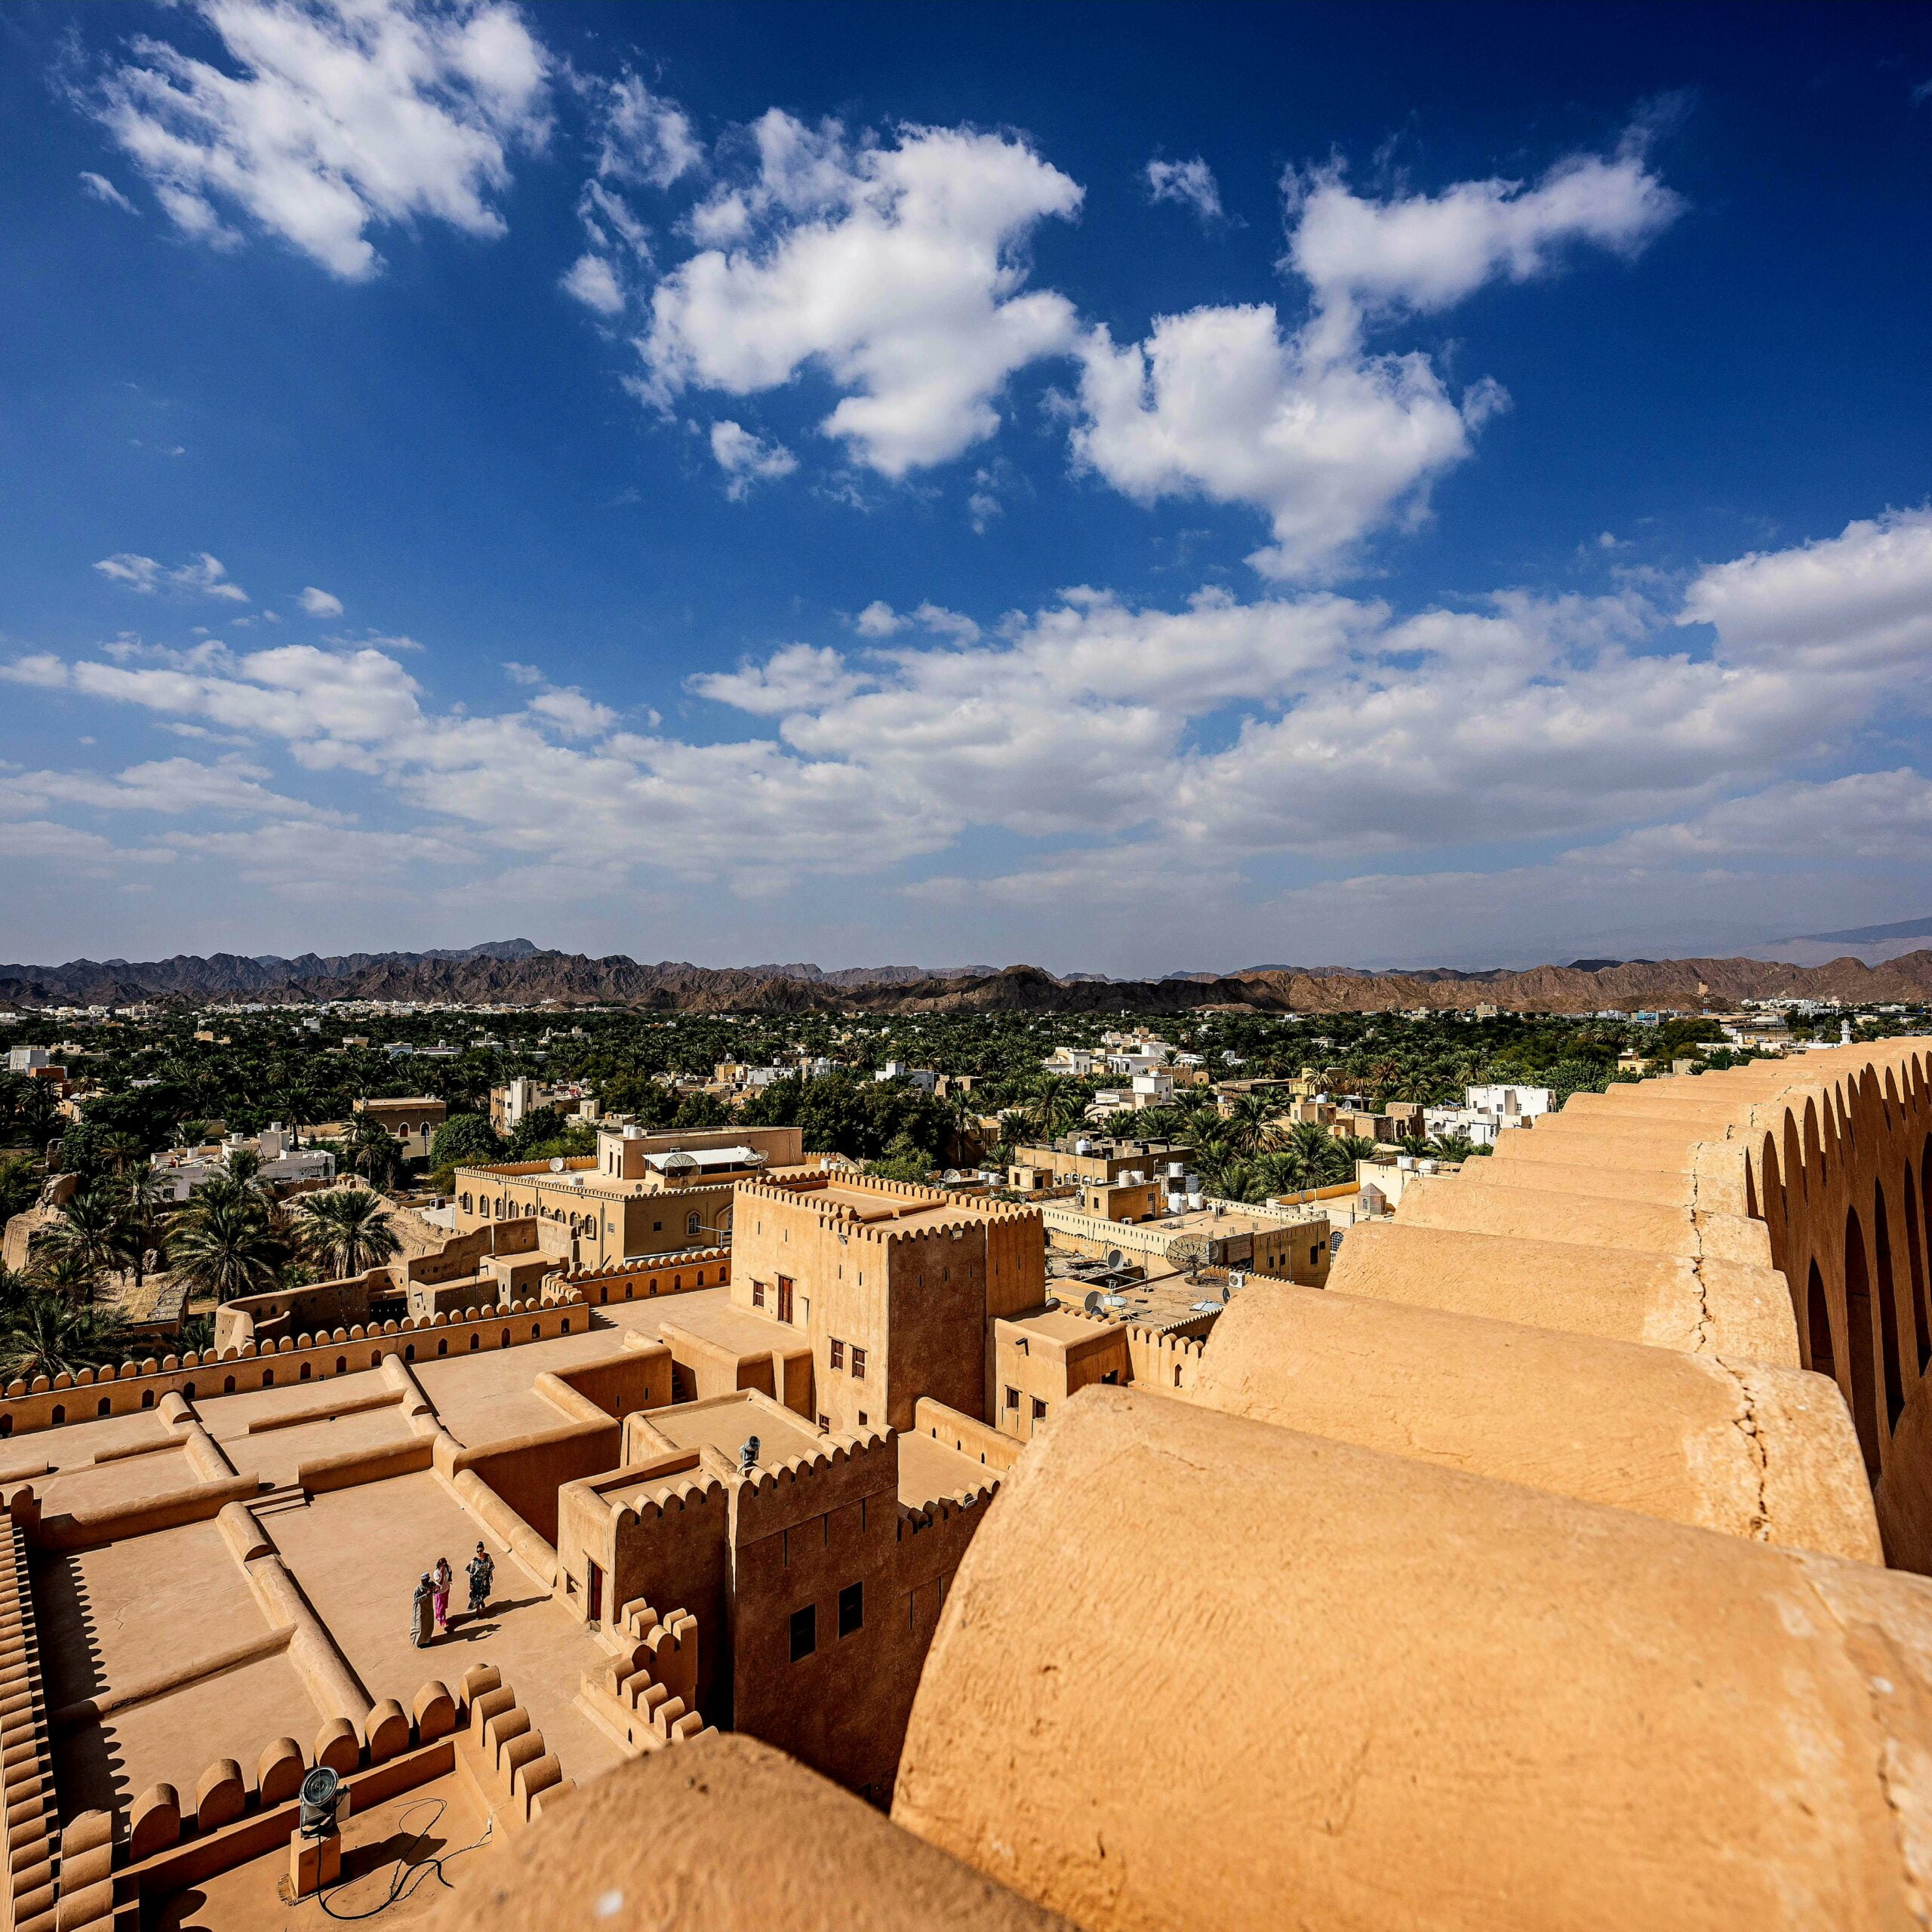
[150, 1125, 335, 1202]
[875, 1062, 938, 1091]
[7, 1046, 51, 1074]
[1466, 1084, 1552, 1121]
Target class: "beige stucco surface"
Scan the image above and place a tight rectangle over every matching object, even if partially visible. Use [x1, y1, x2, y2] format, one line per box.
[897, 1385, 1932, 1932]
[265, 1471, 625, 1783]
[1192, 1281, 1881, 1558]
[417, 1731, 1070, 1932]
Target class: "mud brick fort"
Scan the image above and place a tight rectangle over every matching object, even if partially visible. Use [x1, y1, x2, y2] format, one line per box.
[5, 1043, 1932, 1927]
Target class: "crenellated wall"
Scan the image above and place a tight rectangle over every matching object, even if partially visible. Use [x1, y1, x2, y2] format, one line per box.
[0, 1294, 588, 1442]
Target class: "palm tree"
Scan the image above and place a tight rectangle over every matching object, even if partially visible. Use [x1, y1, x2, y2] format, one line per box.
[1029, 1076, 1084, 1143]
[294, 1188, 400, 1280]
[0, 1295, 130, 1383]
[29, 1191, 128, 1303]
[1222, 1093, 1275, 1158]
[116, 1167, 172, 1289]
[342, 1116, 402, 1193]
[168, 1192, 288, 1303]
[222, 1146, 269, 1194]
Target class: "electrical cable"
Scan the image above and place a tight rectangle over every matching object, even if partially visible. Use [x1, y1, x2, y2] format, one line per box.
[315, 1797, 495, 1921]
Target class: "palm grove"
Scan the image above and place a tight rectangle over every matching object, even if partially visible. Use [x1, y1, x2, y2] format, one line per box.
[0, 995, 1799, 1383]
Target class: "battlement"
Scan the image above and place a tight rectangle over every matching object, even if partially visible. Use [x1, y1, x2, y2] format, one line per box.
[0, 1294, 589, 1440]
[734, 1426, 892, 1494]
[899, 1484, 997, 1532]
[611, 1470, 728, 1531]
[35, 1664, 569, 1932]
[576, 1598, 712, 1760]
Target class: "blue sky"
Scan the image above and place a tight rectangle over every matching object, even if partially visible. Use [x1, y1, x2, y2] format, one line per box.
[3, 0, 1931, 974]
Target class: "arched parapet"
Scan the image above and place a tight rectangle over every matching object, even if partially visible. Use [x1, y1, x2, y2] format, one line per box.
[1331, 1039, 1932, 1571]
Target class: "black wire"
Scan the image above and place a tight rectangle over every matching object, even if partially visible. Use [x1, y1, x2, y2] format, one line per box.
[315, 1796, 495, 1921]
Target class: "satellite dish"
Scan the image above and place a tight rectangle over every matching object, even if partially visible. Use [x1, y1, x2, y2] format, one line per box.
[1082, 1290, 1103, 1315]
[1106, 1247, 1123, 1269]
[549, 1156, 565, 1172]
[943, 1169, 961, 1183]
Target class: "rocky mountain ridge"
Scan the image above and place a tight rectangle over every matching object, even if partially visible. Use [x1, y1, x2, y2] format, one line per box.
[5, 945, 1932, 1017]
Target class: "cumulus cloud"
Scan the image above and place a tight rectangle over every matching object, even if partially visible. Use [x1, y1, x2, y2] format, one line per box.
[1678, 508, 1932, 672]
[95, 551, 249, 601]
[297, 585, 344, 617]
[0, 755, 340, 823]
[526, 687, 617, 737]
[1286, 145, 1681, 331]
[561, 250, 626, 315]
[9, 509, 1927, 925]
[84, 0, 549, 279]
[1074, 136, 1678, 578]
[1145, 156, 1222, 225]
[849, 601, 981, 645]
[688, 643, 865, 715]
[78, 171, 138, 214]
[591, 72, 700, 189]
[709, 420, 798, 498]
[1577, 770, 1932, 869]
[641, 115, 1083, 475]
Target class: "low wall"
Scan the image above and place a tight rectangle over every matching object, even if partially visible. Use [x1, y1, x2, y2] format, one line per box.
[453, 1424, 621, 1548]
[552, 1247, 731, 1309]
[913, 1398, 1026, 1476]
[214, 1269, 394, 1353]
[0, 1294, 589, 1441]
[0, 1511, 56, 1932]
[408, 1219, 539, 1286]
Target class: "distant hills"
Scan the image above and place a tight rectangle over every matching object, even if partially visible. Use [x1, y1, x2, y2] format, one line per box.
[1797, 916, 1932, 945]
[6, 943, 1932, 1016]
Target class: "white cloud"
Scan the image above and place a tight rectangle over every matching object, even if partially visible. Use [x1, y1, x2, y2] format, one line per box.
[95, 551, 250, 601]
[561, 251, 626, 315]
[591, 72, 700, 190]
[1577, 770, 1932, 869]
[688, 644, 865, 716]
[526, 688, 617, 737]
[11, 510, 1928, 927]
[297, 585, 344, 617]
[1074, 306, 1487, 580]
[848, 601, 982, 645]
[1287, 146, 1680, 329]
[1074, 135, 1678, 579]
[501, 660, 543, 685]
[1678, 508, 1932, 672]
[709, 420, 798, 499]
[0, 755, 340, 823]
[1145, 156, 1222, 225]
[86, 0, 550, 280]
[79, 171, 138, 214]
[642, 115, 1083, 475]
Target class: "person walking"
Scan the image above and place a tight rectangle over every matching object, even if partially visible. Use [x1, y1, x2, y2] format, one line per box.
[466, 1541, 495, 1619]
[432, 1555, 453, 1634]
[410, 1572, 435, 1647]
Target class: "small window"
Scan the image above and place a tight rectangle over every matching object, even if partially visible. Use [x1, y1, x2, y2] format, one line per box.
[752, 1282, 765, 1308]
[790, 1604, 817, 1662]
[851, 1346, 866, 1381]
[829, 1339, 844, 1370]
[1004, 1386, 1020, 1409]
[838, 1582, 863, 1638]
[857, 1411, 869, 1427]
[1032, 1397, 1047, 1420]
[817, 1414, 829, 1430]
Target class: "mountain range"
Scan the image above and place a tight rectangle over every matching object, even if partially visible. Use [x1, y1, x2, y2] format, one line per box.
[5, 943, 1932, 1017]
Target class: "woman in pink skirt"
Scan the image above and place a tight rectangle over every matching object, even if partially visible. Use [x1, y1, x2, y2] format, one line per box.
[432, 1555, 453, 1632]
